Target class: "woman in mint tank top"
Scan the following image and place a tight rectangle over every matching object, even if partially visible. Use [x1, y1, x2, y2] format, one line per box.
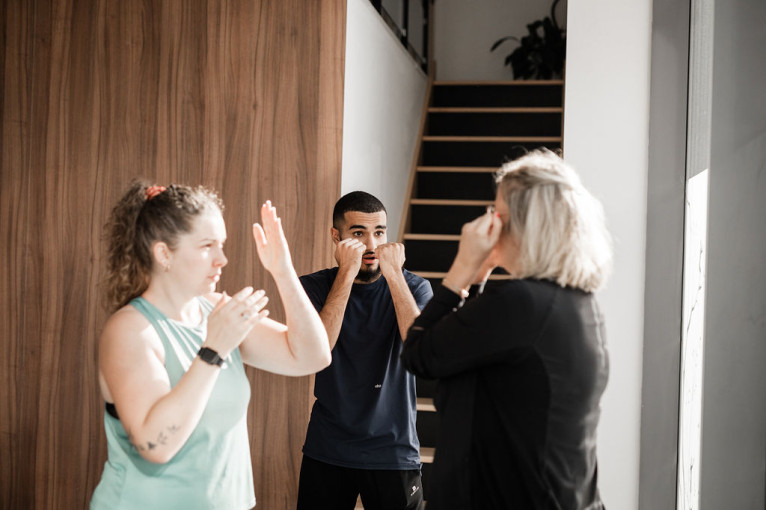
[90, 183, 331, 510]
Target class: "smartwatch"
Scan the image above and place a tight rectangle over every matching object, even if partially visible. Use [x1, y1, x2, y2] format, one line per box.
[197, 347, 224, 367]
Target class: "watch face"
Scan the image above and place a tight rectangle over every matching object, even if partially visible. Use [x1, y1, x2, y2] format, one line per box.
[199, 347, 223, 366]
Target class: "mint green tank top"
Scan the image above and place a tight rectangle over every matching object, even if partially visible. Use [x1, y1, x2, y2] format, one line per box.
[90, 297, 255, 510]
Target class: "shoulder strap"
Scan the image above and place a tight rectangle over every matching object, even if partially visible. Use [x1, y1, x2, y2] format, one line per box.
[129, 297, 201, 381]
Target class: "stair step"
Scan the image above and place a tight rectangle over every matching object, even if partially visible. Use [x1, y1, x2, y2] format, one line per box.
[404, 239, 459, 273]
[428, 106, 563, 113]
[414, 271, 513, 280]
[417, 397, 436, 412]
[417, 166, 497, 173]
[434, 79, 565, 85]
[432, 81, 563, 108]
[416, 408, 441, 446]
[421, 446, 435, 463]
[417, 376, 438, 398]
[427, 111, 562, 137]
[410, 198, 493, 206]
[404, 234, 461, 241]
[421, 140, 561, 167]
[422, 135, 561, 142]
[409, 203, 487, 234]
[416, 171, 496, 200]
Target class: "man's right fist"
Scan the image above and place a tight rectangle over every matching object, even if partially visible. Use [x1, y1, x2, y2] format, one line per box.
[335, 238, 365, 270]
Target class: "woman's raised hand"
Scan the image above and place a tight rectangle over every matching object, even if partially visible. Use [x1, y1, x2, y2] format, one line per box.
[253, 201, 293, 276]
[456, 210, 502, 268]
[444, 210, 502, 291]
[204, 287, 270, 358]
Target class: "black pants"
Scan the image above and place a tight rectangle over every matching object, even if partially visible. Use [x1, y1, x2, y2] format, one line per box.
[296, 455, 424, 510]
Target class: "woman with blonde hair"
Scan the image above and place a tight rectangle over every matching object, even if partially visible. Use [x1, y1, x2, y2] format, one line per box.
[90, 182, 331, 509]
[401, 150, 612, 509]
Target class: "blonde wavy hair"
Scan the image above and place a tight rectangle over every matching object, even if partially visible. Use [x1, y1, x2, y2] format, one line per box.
[495, 149, 612, 292]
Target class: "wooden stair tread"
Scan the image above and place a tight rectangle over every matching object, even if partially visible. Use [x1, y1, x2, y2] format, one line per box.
[423, 135, 561, 142]
[404, 234, 460, 241]
[417, 397, 436, 412]
[417, 166, 498, 173]
[428, 106, 562, 113]
[421, 447, 435, 463]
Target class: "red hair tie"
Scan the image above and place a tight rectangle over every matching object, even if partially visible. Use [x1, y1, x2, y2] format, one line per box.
[146, 185, 166, 200]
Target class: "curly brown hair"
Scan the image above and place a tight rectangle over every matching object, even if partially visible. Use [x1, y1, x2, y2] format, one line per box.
[103, 181, 223, 311]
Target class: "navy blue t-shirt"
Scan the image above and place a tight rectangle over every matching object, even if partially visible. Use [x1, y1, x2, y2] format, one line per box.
[300, 267, 433, 469]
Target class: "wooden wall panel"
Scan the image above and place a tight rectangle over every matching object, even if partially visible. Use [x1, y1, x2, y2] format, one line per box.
[0, 0, 346, 508]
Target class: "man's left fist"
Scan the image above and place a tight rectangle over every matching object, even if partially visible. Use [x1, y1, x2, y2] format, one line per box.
[376, 242, 406, 276]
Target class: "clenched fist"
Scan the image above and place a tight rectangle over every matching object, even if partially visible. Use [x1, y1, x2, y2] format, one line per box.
[335, 238, 365, 273]
[376, 242, 406, 278]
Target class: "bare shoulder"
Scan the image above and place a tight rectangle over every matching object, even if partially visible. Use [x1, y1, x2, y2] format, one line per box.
[99, 304, 162, 360]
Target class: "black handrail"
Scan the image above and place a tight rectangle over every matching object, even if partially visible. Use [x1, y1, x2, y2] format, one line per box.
[368, 0, 429, 73]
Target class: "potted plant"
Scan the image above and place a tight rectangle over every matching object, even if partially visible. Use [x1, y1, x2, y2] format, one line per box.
[490, 0, 566, 80]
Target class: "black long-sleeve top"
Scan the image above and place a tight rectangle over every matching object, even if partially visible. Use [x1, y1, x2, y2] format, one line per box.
[401, 279, 608, 510]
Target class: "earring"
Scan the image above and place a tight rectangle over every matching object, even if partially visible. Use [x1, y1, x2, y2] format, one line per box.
[163, 263, 170, 272]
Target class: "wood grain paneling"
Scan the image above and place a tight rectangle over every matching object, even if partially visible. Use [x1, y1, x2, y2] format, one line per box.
[0, 0, 346, 508]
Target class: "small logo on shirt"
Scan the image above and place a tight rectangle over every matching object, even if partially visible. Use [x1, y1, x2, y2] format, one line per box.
[374, 384, 382, 389]
[410, 485, 420, 496]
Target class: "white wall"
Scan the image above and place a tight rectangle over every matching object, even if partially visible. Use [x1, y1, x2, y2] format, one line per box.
[563, 1, 653, 508]
[433, 0, 567, 80]
[341, 0, 427, 237]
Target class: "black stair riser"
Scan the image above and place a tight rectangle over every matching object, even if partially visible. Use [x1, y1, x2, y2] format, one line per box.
[421, 141, 561, 167]
[416, 171, 497, 200]
[422, 274, 510, 295]
[432, 84, 563, 108]
[417, 376, 438, 398]
[404, 240, 459, 273]
[409, 204, 487, 234]
[428, 112, 562, 137]
[416, 410, 441, 447]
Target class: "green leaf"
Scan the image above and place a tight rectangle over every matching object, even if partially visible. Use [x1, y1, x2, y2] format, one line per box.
[490, 36, 519, 52]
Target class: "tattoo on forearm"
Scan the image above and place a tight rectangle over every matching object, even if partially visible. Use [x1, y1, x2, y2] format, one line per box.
[127, 424, 180, 453]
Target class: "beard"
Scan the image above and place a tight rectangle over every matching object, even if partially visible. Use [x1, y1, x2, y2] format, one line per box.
[356, 265, 381, 283]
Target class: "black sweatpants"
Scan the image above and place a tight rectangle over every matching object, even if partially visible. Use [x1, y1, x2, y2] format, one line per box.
[296, 455, 424, 510]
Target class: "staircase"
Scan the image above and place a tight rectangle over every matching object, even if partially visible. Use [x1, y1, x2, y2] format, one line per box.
[400, 79, 565, 502]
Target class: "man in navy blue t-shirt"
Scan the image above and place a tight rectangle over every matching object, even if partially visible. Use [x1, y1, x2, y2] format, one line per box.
[296, 191, 433, 510]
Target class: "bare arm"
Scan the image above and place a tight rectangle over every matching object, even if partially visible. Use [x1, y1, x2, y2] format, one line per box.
[98, 289, 264, 464]
[312, 237, 364, 350]
[378, 242, 422, 340]
[318, 263, 356, 350]
[239, 202, 331, 375]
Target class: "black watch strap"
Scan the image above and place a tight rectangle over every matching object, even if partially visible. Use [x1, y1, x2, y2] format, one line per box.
[197, 347, 224, 367]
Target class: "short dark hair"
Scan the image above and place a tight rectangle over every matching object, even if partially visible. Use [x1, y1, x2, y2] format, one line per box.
[332, 191, 386, 229]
